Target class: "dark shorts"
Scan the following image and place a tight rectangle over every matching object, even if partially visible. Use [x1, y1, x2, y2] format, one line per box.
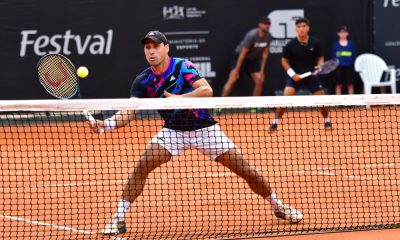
[334, 66, 355, 85]
[286, 76, 324, 93]
[231, 53, 261, 74]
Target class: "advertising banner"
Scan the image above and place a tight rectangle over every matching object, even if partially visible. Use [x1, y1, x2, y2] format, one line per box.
[374, 0, 400, 92]
[0, 0, 371, 99]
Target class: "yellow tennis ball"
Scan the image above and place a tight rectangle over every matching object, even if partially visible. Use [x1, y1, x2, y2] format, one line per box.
[77, 66, 89, 78]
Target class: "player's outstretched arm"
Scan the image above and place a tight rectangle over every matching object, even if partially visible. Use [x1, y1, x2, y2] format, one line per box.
[89, 109, 135, 133]
[89, 97, 137, 133]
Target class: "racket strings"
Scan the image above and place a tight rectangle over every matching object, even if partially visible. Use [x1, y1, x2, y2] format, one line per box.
[319, 59, 339, 74]
[38, 55, 78, 99]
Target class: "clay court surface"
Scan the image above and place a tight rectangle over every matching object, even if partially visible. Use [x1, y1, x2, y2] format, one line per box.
[0, 106, 399, 239]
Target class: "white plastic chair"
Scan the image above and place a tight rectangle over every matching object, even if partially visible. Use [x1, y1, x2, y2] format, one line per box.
[354, 53, 397, 94]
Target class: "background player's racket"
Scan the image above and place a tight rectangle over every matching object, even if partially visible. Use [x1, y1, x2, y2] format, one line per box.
[37, 53, 104, 133]
[300, 58, 340, 79]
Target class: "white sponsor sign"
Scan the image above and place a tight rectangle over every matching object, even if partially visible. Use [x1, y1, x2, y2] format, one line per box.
[383, 0, 400, 7]
[268, 9, 304, 39]
[267, 9, 304, 54]
[20, 29, 113, 57]
[163, 6, 185, 20]
[189, 56, 216, 78]
[163, 5, 206, 20]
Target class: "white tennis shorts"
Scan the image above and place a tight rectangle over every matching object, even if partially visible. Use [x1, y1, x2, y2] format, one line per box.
[150, 124, 236, 160]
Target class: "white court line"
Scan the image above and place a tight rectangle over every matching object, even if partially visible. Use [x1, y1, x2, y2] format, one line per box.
[291, 162, 398, 182]
[292, 169, 394, 182]
[0, 173, 233, 192]
[294, 170, 337, 177]
[1, 162, 396, 237]
[319, 162, 397, 171]
[0, 179, 124, 192]
[0, 214, 96, 235]
[312, 162, 399, 181]
[1, 162, 397, 192]
[292, 169, 380, 181]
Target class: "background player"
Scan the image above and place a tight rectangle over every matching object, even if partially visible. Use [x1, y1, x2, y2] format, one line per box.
[269, 18, 332, 131]
[92, 30, 303, 235]
[220, 16, 272, 97]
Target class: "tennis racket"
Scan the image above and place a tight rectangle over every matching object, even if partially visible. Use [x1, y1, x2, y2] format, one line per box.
[37, 53, 104, 133]
[300, 58, 339, 79]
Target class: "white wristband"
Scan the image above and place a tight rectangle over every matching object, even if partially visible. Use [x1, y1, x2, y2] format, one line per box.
[104, 118, 116, 131]
[287, 68, 296, 78]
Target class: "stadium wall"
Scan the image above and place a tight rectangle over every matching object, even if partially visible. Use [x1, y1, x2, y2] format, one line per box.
[0, 0, 383, 99]
[373, 0, 400, 92]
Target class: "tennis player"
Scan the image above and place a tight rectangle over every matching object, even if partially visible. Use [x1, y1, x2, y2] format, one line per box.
[269, 17, 332, 131]
[92, 30, 303, 235]
[220, 16, 272, 97]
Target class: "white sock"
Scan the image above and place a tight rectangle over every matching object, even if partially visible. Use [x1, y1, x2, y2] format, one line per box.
[324, 117, 331, 123]
[272, 118, 280, 124]
[117, 199, 131, 219]
[268, 191, 283, 210]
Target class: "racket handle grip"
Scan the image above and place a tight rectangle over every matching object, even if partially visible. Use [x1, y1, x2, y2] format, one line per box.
[299, 72, 312, 79]
[83, 110, 104, 134]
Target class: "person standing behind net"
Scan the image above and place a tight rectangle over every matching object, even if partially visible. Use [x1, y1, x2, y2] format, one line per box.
[220, 16, 272, 97]
[332, 26, 357, 95]
[91, 30, 303, 235]
[269, 17, 332, 131]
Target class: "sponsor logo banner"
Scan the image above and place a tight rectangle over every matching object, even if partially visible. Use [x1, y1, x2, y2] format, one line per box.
[163, 4, 213, 79]
[163, 5, 206, 20]
[267, 9, 304, 54]
[20, 29, 113, 57]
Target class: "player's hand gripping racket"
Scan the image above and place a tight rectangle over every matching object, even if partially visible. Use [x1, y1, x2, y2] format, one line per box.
[37, 53, 104, 133]
[300, 58, 339, 79]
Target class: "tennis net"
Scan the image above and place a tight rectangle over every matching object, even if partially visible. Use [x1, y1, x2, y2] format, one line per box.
[0, 94, 399, 239]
